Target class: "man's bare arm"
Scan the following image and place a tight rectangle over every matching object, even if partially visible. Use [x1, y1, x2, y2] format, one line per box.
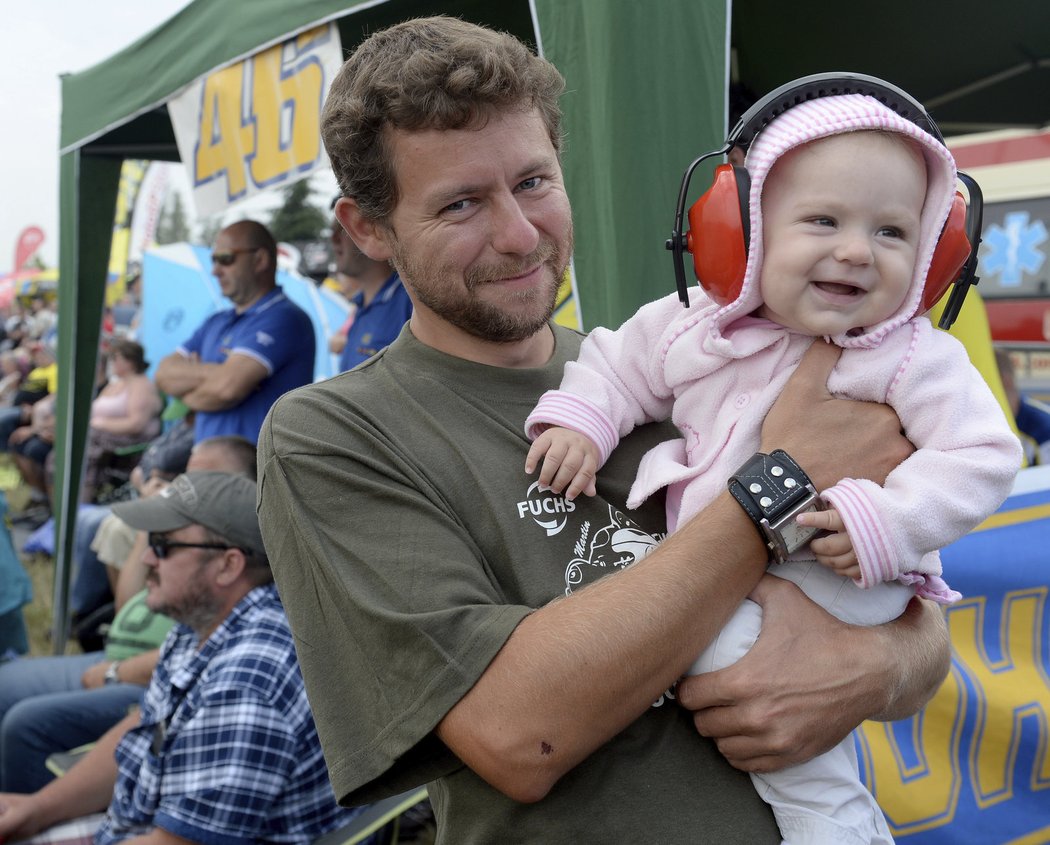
[0, 709, 135, 838]
[870, 596, 950, 720]
[437, 340, 915, 802]
[154, 352, 204, 398]
[437, 494, 769, 803]
[180, 355, 268, 412]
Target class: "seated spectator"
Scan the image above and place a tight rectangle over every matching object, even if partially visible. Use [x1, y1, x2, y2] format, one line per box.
[0, 340, 56, 454]
[67, 414, 202, 641]
[125, 409, 196, 496]
[0, 493, 31, 658]
[0, 471, 360, 843]
[0, 436, 260, 793]
[1, 311, 27, 353]
[25, 296, 56, 342]
[0, 349, 29, 407]
[78, 433, 250, 629]
[8, 392, 56, 509]
[78, 339, 163, 502]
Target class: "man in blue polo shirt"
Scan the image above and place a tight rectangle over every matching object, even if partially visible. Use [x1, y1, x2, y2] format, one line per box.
[329, 211, 412, 372]
[155, 220, 315, 443]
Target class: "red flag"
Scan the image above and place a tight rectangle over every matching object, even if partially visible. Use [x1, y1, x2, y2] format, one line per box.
[13, 226, 45, 271]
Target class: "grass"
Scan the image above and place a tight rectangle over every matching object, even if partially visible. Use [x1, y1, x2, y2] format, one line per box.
[10, 538, 73, 658]
[23, 551, 57, 655]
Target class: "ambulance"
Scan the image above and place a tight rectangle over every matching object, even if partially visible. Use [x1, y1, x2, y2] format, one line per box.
[949, 129, 1050, 400]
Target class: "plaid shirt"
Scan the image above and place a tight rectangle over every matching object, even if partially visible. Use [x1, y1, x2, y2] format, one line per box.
[96, 584, 357, 845]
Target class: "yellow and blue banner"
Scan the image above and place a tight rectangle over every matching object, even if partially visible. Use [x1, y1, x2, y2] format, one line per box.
[168, 23, 342, 218]
[107, 159, 147, 305]
[859, 464, 1050, 843]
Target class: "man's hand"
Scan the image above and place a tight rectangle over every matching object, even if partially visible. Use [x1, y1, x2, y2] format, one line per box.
[525, 427, 599, 500]
[0, 792, 43, 839]
[6, 426, 32, 447]
[676, 575, 899, 773]
[81, 661, 110, 690]
[154, 351, 203, 398]
[140, 475, 169, 498]
[328, 334, 347, 355]
[761, 340, 913, 491]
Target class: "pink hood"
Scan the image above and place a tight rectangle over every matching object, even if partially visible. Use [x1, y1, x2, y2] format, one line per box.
[706, 94, 959, 352]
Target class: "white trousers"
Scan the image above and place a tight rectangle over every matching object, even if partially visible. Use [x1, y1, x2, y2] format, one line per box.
[689, 560, 912, 845]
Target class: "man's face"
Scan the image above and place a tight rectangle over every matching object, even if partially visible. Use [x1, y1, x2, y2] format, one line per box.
[377, 109, 573, 345]
[331, 217, 372, 280]
[32, 346, 53, 368]
[143, 524, 224, 630]
[211, 228, 263, 308]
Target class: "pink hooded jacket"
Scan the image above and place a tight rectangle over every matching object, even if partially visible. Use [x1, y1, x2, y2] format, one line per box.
[526, 95, 1021, 601]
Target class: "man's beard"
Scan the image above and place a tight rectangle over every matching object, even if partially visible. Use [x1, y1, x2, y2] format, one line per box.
[391, 228, 572, 344]
[148, 571, 223, 637]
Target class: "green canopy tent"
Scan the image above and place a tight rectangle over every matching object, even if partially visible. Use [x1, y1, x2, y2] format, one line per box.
[54, 0, 729, 649]
[57, 0, 1050, 651]
[732, 0, 1050, 135]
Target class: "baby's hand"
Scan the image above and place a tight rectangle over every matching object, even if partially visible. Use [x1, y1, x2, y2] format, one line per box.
[795, 507, 861, 580]
[525, 427, 599, 500]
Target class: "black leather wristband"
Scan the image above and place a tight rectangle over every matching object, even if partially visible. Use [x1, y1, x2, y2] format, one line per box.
[728, 450, 823, 563]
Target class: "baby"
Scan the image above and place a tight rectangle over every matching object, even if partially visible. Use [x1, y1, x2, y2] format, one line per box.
[525, 93, 1021, 844]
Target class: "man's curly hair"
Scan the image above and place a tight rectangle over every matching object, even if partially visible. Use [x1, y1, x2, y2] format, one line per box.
[321, 16, 565, 221]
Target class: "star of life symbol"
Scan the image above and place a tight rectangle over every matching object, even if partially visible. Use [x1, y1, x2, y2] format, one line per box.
[982, 211, 1048, 288]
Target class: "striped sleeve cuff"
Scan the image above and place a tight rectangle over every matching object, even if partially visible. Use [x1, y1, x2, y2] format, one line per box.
[524, 390, 619, 467]
[820, 478, 896, 589]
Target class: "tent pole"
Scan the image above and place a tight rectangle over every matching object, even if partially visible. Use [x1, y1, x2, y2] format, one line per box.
[53, 151, 120, 653]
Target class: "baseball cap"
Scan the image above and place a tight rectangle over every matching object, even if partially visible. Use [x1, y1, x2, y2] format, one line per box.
[112, 471, 264, 556]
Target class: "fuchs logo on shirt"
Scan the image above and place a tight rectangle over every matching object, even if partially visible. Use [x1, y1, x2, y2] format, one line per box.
[516, 481, 576, 536]
[255, 330, 274, 346]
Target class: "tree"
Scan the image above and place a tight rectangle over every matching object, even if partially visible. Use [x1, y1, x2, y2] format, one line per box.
[195, 216, 223, 248]
[155, 192, 191, 244]
[267, 179, 327, 243]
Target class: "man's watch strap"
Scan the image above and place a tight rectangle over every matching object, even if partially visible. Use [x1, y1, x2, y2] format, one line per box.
[727, 449, 822, 563]
[104, 660, 122, 685]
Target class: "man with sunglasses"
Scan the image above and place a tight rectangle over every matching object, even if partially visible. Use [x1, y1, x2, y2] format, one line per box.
[326, 204, 412, 372]
[0, 435, 262, 798]
[155, 220, 315, 445]
[0, 471, 357, 844]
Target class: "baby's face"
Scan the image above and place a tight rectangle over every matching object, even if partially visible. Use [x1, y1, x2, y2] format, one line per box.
[756, 131, 927, 337]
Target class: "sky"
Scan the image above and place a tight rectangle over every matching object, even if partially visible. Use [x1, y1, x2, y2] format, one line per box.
[0, 0, 337, 275]
[0, 1, 196, 272]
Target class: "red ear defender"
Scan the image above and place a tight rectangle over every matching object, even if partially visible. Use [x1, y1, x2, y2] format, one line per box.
[922, 192, 972, 313]
[686, 164, 750, 307]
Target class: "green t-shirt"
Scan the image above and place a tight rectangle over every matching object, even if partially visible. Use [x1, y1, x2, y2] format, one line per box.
[259, 324, 778, 844]
[104, 589, 175, 661]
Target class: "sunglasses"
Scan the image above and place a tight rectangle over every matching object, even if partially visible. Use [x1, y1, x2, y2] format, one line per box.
[210, 247, 260, 267]
[148, 532, 240, 560]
